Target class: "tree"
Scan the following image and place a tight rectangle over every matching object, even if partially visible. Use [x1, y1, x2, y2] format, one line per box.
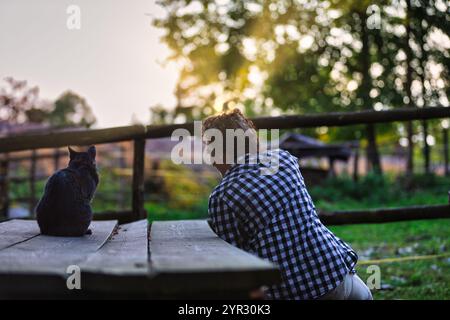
[409, 0, 450, 173]
[266, 0, 386, 172]
[154, 0, 449, 175]
[154, 0, 274, 117]
[149, 104, 174, 125]
[384, 0, 450, 175]
[0, 78, 96, 129]
[0, 77, 41, 124]
[50, 91, 96, 128]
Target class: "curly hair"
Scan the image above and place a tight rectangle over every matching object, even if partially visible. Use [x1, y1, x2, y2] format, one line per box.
[202, 109, 258, 164]
[202, 108, 257, 135]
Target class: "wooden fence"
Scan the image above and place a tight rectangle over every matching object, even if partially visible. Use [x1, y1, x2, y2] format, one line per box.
[0, 148, 131, 217]
[0, 106, 449, 224]
[0, 150, 66, 215]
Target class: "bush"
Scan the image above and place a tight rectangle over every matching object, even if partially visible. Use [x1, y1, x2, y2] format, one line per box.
[308, 174, 449, 211]
[145, 160, 218, 220]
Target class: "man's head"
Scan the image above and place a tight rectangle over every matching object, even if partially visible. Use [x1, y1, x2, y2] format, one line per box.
[202, 109, 258, 174]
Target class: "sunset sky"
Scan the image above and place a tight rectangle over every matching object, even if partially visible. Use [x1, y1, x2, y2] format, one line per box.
[0, 0, 179, 128]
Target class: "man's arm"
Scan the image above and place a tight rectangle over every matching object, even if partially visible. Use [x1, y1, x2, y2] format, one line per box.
[208, 194, 246, 249]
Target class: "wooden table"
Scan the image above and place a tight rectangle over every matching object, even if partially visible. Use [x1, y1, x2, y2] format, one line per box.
[0, 219, 280, 299]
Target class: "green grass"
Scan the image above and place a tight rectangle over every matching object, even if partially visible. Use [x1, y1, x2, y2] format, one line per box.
[330, 219, 450, 299]
[145, 199, 209, 223]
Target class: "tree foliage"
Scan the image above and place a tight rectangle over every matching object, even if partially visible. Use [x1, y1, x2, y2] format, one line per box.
[51, 91, 96, 128]
[154, 0, 448, 115]
[0, 78, 96, 129]
[153, 1, 449, 173]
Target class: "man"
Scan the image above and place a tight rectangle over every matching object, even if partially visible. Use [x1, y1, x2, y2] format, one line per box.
[203, 109, 372, 300]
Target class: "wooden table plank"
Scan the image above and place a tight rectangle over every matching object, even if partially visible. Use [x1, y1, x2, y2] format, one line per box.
[0, 220, 117, 274]
[79, 220, 151, 294]
[81, 220, 148, 274]
[151, 220, 276, 272]
[149, 220, 280, 295]
[0, 220, 40, 251]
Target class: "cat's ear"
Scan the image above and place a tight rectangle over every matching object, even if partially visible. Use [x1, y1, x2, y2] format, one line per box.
[88, 146, 96, 159]
[68, 146, 77, 159]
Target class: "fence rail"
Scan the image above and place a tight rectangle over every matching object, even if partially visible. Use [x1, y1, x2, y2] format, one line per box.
[0, 106, 449, 224]
[145, 106, 450, 138]
[319, 203, 450, 225]
[0, 125, 146, 153]
[0, 107, 448, 153]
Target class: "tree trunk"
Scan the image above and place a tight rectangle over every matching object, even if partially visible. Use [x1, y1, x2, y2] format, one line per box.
[405, 0, 414, 176]
[366, 124, 382, 174]
[416, 4, 431, 175]
[360, 10, 382, 174]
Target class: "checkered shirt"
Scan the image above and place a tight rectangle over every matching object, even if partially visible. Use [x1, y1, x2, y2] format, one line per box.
[208, 149, 358, 300]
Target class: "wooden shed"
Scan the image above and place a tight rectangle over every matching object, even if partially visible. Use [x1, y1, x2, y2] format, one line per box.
[279, 133, 358, 182]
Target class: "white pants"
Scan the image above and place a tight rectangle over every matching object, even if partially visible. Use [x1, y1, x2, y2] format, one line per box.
[318, 273, 373, 300]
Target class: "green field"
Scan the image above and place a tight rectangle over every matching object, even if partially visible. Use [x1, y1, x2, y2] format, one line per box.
[331, 219, 450, 300]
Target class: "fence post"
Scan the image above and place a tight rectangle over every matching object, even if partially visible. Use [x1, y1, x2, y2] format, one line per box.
[0, 154, 9, 218]
[423, 120, 431, 174]
[132, 138, 146, 221]
[54, 148, 60, 171]
[328, 157, 335, 178]
[117, 144, 127, 210]
[352, 142, 359, 182]
[29, 150, 37, 216]
[444, 127, 449, 177]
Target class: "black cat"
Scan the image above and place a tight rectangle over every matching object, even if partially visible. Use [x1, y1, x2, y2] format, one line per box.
[36, 146, 99, 237]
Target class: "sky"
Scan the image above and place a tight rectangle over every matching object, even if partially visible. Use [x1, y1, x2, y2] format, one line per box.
[0, 0, 178, 128]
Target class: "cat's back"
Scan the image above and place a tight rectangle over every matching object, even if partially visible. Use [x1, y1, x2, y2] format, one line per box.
[38, 169, 77, 208]
[45, 169, 73, 192]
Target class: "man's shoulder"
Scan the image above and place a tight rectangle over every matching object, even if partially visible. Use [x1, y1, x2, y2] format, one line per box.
[210, 149, 298, 199]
